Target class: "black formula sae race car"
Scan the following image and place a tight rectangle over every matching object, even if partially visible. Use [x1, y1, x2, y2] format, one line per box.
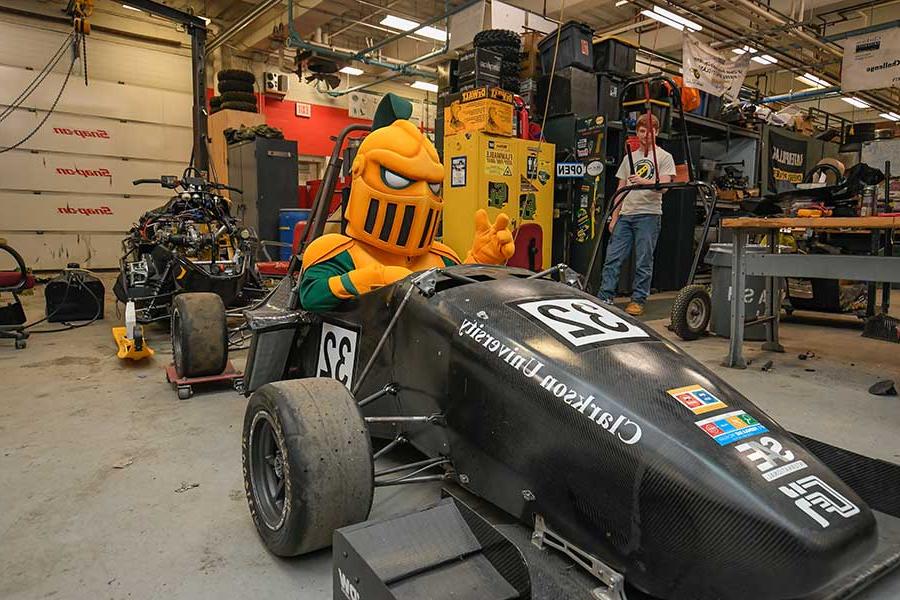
[230, 262, 900, 600]
[114, 169, 265, 326]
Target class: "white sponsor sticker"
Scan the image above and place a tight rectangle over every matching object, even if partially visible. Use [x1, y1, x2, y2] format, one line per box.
[338, 568, 361, 600]
[514, 298, 650, 348]
[779, 475, 860, 528]
[317, 322, 358, 389]
[735, 436, 808, 482]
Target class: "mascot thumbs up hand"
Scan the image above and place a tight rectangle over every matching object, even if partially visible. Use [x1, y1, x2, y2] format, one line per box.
[465, 209, 515, 264]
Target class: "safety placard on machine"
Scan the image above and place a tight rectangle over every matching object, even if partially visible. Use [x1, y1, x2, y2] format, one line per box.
[556, 162, 586, 178]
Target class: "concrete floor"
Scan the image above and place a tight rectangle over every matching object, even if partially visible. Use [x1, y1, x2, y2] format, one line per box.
[1, 275, 898, 600]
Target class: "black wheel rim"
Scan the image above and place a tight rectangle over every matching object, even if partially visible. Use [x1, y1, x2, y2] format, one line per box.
[249, 411, 288, 530]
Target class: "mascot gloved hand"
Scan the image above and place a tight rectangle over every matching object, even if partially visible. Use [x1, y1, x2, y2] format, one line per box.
[465, 209, 515, 264]
[299, 93, 516, 312]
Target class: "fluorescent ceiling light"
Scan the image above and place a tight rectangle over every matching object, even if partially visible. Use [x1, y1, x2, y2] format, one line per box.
[796, 72, 829, 88]
[122, 4, 141, 10]
[641, 9, 685, 31]
[651, 6, 702, 31]
[751, 54, 777, 65]
[340, 66, 364, 76]
[732, 46, 758, 55]
[880, 112, 900, 121]
[411, 80, 439, 93]
[380, 15, 449, 41]
[615, 0, 629, 5]
[842, 96, 870, 109]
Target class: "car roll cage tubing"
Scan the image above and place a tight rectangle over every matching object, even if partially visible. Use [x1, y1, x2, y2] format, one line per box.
[582, 74, 719, 295]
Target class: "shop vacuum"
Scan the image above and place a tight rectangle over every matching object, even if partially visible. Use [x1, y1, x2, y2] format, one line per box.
[44, 264, 105, 323]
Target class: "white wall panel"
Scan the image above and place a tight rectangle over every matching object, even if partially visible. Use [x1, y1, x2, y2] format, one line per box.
[0, 231, 123, 270]
[0, 20, 192, 92]
[0, 65, 193, 126]
[0, 150, 181, 196]
[0, 110, 192, 160]
[0, 191, 165, 232]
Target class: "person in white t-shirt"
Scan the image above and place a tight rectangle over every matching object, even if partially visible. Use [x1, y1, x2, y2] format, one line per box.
[598, 113, 676, 316]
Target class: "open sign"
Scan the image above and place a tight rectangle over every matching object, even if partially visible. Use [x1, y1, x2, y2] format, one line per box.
[556, 162, 586, 178]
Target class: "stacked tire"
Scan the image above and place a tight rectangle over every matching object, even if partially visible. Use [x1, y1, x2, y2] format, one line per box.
[213, 70, 258, 114]
[474, 29, 522, 93]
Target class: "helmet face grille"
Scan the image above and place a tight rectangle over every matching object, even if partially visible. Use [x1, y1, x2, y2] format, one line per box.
[364, 198, 379, 234]
[379, 203, 398, 242]
[352, 196, 441, 255]
[418, 209, 434, 249]
[396, 205, 417, 247]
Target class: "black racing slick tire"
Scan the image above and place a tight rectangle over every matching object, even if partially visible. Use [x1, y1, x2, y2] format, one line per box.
[171, 292, 227, 377]
[209, 95, 223, 108]
[218, 79, 254, 94]
[671, 284, 712, 341]
[220, 101, 258, 113]
[242, 378, 373, 557]
[474, 29, 521, 50]
[217, 69, 256, 84]
[220, 91, 257, 104]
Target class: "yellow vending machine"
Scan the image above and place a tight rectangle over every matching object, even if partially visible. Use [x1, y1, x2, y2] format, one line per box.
[442, 131, 518, 260]
[442, 132, 555, 271]
[512, 138, 554, 271]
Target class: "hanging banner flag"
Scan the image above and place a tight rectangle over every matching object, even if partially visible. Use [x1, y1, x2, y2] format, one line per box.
[682, 33, 751, 99]
[768, 129, 808, 194]
[840, 28, 900, 92]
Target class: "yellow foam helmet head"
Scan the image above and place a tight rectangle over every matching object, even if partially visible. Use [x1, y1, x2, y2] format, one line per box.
[346, 108, 444, 256]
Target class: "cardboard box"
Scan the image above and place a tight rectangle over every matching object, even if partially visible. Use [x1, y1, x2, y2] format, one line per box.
[458, 47, 502, 81]
[444, 98, 514, 136]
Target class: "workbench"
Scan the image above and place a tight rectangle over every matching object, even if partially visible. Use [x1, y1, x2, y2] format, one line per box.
[720, 216, 900, 368]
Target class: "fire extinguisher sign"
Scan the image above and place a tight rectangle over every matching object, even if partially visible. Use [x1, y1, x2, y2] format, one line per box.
[556, 162, 586, 178]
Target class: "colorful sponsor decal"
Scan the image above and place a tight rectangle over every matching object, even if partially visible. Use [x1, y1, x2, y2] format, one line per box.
[52, 127, 110, 139]
[694, 410, 768, 446]
[512, 298, 650, 348]
[735, 436, 807, 482]
[57, 205, 113, 216]
[666, 384, 727, 415]
[458, 317, 642, 445]
[55, 167, 112, 178]
[779, 475, 860, 528]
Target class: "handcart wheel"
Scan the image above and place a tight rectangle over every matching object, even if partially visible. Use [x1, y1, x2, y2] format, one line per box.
[671, 284, 711, 341]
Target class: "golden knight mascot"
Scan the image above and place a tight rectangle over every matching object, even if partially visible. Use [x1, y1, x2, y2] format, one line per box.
[300, 93, 515, 311]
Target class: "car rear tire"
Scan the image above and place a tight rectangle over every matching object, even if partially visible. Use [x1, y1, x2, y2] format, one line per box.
[171, 292, 227, 377]
[671, 284, 711, 341]
[242, 378, 373, 557]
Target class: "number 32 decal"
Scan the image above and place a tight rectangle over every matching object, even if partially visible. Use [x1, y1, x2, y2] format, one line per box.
[317, 323, 359, 388]
[514, 298, 650, 348]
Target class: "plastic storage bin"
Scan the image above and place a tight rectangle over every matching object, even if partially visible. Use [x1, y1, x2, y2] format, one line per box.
[593, 37, 637, 76]
[538, 21, 594, 74]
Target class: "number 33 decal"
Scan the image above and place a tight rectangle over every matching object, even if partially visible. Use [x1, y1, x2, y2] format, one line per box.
[514, 298, 650, 348]
[317, 323, 359, 388]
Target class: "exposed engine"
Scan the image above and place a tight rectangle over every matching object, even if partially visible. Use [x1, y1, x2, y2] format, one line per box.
[115, 170, 263, 322]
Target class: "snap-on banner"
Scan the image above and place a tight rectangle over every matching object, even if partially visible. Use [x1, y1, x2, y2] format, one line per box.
[768, 129, 808, 194]
[682, 33, 750, 99]
[840, 27, 900, 92]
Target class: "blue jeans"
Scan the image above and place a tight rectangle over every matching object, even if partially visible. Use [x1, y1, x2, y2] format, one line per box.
[598, 214, 661, 304]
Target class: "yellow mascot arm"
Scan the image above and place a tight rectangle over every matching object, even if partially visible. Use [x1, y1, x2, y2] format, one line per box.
[464, 209, 516, 264]
[299, 235, 412, 311]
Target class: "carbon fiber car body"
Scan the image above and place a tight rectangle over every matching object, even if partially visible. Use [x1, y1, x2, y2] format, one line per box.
[245, 264, 877, 600]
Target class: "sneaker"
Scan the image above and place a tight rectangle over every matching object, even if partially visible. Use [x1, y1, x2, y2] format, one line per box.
[597, 296, 614, 305]
[625, 302, 644, 316]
